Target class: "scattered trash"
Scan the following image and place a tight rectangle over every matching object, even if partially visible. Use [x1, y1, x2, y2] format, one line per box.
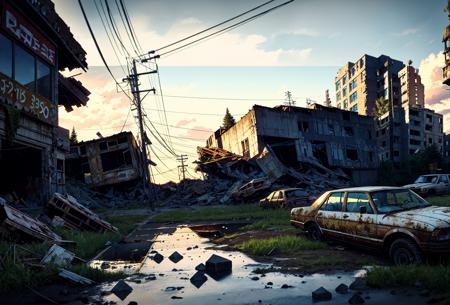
[312, 287, 332, 302]
[111, 280, 133, 300]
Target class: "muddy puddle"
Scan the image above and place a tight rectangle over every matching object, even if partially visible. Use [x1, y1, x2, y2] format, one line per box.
[94, 226, 429, 305]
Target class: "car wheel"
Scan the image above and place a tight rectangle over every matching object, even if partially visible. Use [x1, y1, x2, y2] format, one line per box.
[389, 238, 422, 265]
[307, 223, 322, 241]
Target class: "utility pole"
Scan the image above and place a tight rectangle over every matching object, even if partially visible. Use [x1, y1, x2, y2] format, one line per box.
[125, 56, 158, 206]
[285, 91, 296, 107]
[177, 154, 188, 181]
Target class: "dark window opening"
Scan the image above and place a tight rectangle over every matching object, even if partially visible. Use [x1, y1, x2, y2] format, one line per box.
[393, 151, 400, 157]
[344, 126, 354, 136]
[0, 33, 12, 77]
[342, 112, 350, 121]
[15, 45, 35, 90]
[99, 142, 108, 151]
[410, 129, 420, 136]
[79, 145, 86, 155]
[36, 59, 51, 100]
[117, 136, 128, 144]
[346, 149, 358, 161]
[100, 149, 132, 172]
[241, 138, 250, 158]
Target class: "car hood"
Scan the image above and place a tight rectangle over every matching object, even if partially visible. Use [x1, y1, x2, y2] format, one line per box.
[403, 183, 434, 189]
[382, 206, 450, 230]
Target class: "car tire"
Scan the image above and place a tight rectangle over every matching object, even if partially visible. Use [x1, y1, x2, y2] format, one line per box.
[307, 223, 322, 241]
[389, 238, 422, 265]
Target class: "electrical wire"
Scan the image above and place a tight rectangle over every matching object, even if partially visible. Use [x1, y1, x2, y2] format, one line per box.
[114, 0, 140, 56]
[160, 0, 294, 57]
[155, 0, 276, 52]
[103, 0, 132, 58]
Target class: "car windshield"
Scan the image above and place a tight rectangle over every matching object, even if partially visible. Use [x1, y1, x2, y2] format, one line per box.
[371, 189, 430, 213]
[414, 175, 438, 184]
[286, 190, 307, 198]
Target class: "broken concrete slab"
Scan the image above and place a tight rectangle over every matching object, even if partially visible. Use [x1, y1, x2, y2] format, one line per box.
[195, 263, 206, 271]
[150, 252, 164, 264]
[111, 280, 133, 301]
[190, 271, 208, 289]
[168, 251, 183, 263]
[58, 269, 95, 286]
[41, 244, 75, 267]
[312, 287, 332, 302]
[205, 254, 232, 275]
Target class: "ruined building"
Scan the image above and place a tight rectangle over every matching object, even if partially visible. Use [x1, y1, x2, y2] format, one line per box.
[0, 0, 89, 203]
[206, 104, 379, 185]
[66, 132, 145, 188]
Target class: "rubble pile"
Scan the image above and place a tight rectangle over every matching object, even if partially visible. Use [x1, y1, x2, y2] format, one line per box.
[161, 145, 352, 206]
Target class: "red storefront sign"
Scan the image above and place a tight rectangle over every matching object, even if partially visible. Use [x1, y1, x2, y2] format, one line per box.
[2, 2, 56, 65]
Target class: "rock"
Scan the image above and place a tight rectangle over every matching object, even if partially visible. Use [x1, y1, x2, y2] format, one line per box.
[169, 251, 184, 263]
[281, 284, 293, 289]
[348, 293, 365, 304]
[349, 278, 367, 291]
[151, 252, 164, 264]
[171, 296, 183, 299]
[145, 274, 157, 281]
[251, 276, 260, 281]
[195, 263, 206, 271]
[312, 287, 332, 302]
[128, 302, 138, 305]
[206, 254, 232, 275]
[190, 271, 208, 289]
[111, 280, 133, 301]
[165, 287, 177, 292]
[266, 282, 273, 286]
[335, 283, 349, 294]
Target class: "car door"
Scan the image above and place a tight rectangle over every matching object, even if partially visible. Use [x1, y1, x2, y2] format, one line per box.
[437, 175, 450, 194]
[269, 191, 280, 207]
[316, 192, 345, 240]
[340, 192, 379, 248]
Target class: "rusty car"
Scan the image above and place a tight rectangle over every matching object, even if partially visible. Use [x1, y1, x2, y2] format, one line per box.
[290, 186, 450, 265]
[232, 178, 271, 201]
[404, 174, 450, 196]
[259, 188, 312, 208]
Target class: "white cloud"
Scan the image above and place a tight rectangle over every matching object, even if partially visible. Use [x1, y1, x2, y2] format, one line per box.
[392, 28, 418, 36]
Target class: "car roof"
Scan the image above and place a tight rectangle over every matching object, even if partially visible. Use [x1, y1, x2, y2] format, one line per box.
[328, 186, 407, 193]
[279, 188, 303, 192]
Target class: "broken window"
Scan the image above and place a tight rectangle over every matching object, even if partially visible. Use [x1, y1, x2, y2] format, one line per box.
[99, 142, 108, 151]
[79, 145, 86, 155]
[320, 192, 343, 211]
[345, 192, 373, 214]
[298, 121, 309, 132]
[117, 136, 128, 144]
[410, 129, 420, 136]
[328, 124, 335, 135]
[346, 149, 358, 161]
[100, 149, 132, 172]
[241, 138, 250, 158]
[56, 159, 64, 171]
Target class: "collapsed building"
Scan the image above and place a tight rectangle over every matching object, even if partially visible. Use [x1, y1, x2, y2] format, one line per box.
[66, 132, 145, 188]
[0, 0, 89, 204]
[206, 104, 379, 185]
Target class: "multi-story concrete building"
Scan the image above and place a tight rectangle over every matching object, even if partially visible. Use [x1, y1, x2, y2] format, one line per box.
[404, 106, 444, 154]
[444, 134, 450, 164]
[443, 2, 450, 86]
[206, 104, 379, 185]
[335, 54, 404, 116]
[376, 107, 408, 163]
[399, 65, 425, 108]
[0, 0, 89, 203]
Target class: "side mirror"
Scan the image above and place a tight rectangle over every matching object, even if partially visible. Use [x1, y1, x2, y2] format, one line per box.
[359, 206, 367, 214]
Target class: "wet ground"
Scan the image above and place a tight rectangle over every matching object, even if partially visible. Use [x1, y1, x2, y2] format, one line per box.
[92, 225, 430, 305]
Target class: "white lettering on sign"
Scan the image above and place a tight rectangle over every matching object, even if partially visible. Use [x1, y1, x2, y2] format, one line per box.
[5, 9, 55, 65]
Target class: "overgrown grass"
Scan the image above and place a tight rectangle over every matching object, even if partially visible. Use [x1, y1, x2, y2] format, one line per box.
[151, 204, 289, 223]
[427, 196, 450, 207]
[237, 235, 326, 256]
[0, 213, 147, 293]
[366, 265, 450, 293]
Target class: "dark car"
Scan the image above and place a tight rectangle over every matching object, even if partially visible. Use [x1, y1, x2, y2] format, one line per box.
[290, 186, 450, 265]
[259, 188, 312, 208]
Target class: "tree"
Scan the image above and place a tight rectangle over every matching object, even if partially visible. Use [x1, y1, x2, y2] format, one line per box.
[222, 108, 236, 130]
[69, 127, 78, 145]
[374, 97, 389, 118]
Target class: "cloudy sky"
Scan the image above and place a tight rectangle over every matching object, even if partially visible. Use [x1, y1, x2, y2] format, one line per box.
[54, 0, 450, 183]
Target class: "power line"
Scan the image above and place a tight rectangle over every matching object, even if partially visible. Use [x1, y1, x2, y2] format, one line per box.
[154, 0, 276, 52]
[159, 0, 295, 57]
[114, 0, 140, 56]
[103, 0, 132, 58]
[157, 93, 285, 101]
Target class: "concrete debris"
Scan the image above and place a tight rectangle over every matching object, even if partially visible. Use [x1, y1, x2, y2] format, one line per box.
[58, 269, 95, 286]
[190, 271, 208, 289]
[312, 287, 332, 302]
[195, 263, 206, 271]
[47, 193, 117, 232]
[205, 254, 232, 275]
[111, 280, 133, 301]
[150, 252, 164, 264]
[348, 293, 365, 304]
[41, 244, 75, 267]
[51, 216, 65, 228]
[168, 251, 183, 263]
[349, 278, 368, 291]
[335, 283, 349, 294]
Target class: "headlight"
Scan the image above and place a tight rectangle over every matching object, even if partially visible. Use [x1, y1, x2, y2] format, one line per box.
[431, 228, 450, 241]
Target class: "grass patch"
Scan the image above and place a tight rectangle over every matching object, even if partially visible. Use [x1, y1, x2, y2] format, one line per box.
[237, 235, 326, 256]
[426, 196, 450, 207]
[366, 265, 450, 293]
[151, 204, 289, 223]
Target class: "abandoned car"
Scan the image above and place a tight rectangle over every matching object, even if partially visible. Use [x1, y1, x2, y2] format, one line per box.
[260, 188, 311, 208]
[290, 186, 450, 265]
[404, 174, 450, 196]
[231, 178, 271, 201]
